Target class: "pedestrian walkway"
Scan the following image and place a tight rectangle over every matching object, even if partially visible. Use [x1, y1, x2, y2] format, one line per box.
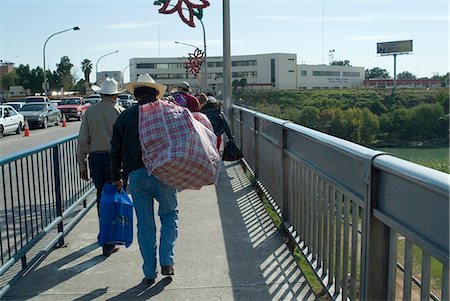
[4, 162, 316, 300]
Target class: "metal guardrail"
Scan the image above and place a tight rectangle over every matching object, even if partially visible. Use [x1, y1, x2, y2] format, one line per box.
[0, 134, 96, 297]
[231, 105, 449, 301]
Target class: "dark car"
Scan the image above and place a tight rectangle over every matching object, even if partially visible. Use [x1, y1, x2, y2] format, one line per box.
[19, 102, 62, 128]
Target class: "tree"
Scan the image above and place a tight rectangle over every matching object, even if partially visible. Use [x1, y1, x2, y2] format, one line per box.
[56, 56, 74, 90]
[81, 59, 92, 83]
[331, 60, 351, 66]
[432, 72, 449, 87]
[239, 78, 247, 88]
[397, 71, 416, 80]
[232, 79, 240, 90]
[365, 67, 390, 79]
[0, 71, 18, 90]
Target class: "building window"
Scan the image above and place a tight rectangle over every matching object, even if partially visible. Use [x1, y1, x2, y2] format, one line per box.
[137, 63, 155, 69]
[288, 58, 295, 61]
[301, 70, 307, 76]
[343, 71, 360, 77]
[232, 71, 257, 78]
[151, 73, 186, 80]
[313, 71, 340, 76]
[207, 61, 223, 68]
[288, 70, 295, 72]
[231, 60, 257, 67]
[271, 59, 275, 84]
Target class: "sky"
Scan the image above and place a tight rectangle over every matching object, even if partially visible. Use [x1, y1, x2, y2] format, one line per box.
[0, 0, 448, 82]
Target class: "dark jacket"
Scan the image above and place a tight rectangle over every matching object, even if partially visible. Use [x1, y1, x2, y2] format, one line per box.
[201, 103, 232, 138]
[110, 103, 145, 181]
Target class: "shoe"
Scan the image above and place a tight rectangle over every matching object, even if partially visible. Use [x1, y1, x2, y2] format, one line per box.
[161, 265, 174, 275]
[144, 278, 155, 286]
[102, 246, 119, 257]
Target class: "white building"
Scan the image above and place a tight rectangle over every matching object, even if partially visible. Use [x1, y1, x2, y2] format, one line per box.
[97, 71, 123, 86]
[129, 53, 364, 93]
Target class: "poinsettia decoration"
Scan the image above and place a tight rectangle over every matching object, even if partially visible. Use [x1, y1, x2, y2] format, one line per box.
[185, 48, 205, 76]
[158, 0, 210, 28]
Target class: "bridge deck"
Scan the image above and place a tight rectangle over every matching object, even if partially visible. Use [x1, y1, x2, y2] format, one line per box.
[4, 162, 316, 300]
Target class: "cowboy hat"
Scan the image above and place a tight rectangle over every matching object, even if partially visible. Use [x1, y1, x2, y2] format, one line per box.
[126, 74, 167, 99]
[91, 77, 125, 95]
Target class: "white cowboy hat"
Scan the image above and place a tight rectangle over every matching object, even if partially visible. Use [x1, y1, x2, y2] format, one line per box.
[126, 74, 167, 99]
[92, 78, 125, 95]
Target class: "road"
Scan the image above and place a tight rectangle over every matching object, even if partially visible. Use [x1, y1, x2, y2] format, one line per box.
[0, 120, 82, 159]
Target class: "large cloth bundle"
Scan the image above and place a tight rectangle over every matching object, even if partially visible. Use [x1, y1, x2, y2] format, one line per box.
[139, 100, 220, 191]
[98, 184, 133, 247]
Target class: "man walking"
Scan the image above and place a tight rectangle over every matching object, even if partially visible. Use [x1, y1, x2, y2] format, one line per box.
[77, 77, 124, 257]
[110, 74, 177, 285]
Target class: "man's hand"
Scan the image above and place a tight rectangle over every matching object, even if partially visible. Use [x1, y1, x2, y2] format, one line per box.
[112, 179, 123, 191]
[80, 169, 89, 181]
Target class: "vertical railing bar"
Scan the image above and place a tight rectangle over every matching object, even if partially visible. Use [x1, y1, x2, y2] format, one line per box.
[350, 203, 359, 301]
[39, 151, 48, 226]
[34, 153, 43, 231]
[308, 169, 313, 254]
[420, 251, 431, 301]
[317, 177, 323, 271]
[15, 160, 24, 249]
[7, 165, 15, 257]
[403, 238, 413, 301]
[312, 173, 318, 261]
[442, 265, 449, 301]
[335, 191, 342, 295]
[25, 156, 34, 240]
[60, 144, 67, 211]
[300, 164, 306, 244]
[328, 185, 335, 286]
[42, 150, 50, 221]
[323, 181, 329, 281]
[31, 154, 39, 235]
[342, 195, 350, 299]
[387, 230, 398, 300]
[304, 168, 310, 250]
[1, 165, 7, 264]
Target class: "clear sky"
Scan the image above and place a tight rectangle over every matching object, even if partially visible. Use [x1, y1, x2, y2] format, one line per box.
[1, 0, 448, 81]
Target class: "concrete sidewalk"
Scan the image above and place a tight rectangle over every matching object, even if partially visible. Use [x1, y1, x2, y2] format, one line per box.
[4, 162, 316, 300]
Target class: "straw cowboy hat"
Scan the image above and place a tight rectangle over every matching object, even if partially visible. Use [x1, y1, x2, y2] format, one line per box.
[91, 77, 125, 95]
[126, 74, 167, 99]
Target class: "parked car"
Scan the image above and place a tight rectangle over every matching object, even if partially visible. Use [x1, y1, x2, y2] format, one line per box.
[23, 96, 52, 103]
[0, 105, 24, 138]
[117, 94, 136, 108]
[6, 101, 25, 112]
[58, 97, 90, 121]
[19, 102, 61, 129]
[84, 94, 102, 105]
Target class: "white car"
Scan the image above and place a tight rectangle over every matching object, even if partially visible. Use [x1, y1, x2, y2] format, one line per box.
[0, 105, 24, 138]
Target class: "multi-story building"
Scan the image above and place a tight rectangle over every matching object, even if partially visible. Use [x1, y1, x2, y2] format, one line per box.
[129, 53, 365, 93]
[96, 71, 123, 86]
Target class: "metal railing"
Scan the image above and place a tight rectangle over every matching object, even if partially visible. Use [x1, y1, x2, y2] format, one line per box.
[231, 105, 449, 301]
[0, 134, 95, 297]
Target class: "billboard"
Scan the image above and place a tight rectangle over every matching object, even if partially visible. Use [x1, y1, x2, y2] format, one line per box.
[377, 40, 413, 55]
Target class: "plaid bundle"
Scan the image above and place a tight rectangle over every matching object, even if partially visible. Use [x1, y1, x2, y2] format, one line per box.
[139, 100, 220, 191]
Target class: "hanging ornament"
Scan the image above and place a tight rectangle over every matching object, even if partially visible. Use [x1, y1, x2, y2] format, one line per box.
[158, 0, 210, 28]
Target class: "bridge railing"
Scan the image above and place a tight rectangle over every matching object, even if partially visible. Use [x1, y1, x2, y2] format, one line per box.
[231, 105, 449, 301]
[0, 134, 95, 297]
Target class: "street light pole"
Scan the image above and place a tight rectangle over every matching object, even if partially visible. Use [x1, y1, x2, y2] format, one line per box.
[42, 26, 80, 96]
[95, 50, 119, 84]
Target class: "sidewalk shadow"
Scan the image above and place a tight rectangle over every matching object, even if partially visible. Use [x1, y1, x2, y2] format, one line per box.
[105, 276, 172, 300]
[215, 161, 316, 300]
[4, 242, 103, 300]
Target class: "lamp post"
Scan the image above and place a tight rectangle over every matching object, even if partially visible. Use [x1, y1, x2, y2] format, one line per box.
[154, 1, 208, 91]
[95, 50, 119, 84]
[42, 26, 80, 96]
[122, 64, 133, 86]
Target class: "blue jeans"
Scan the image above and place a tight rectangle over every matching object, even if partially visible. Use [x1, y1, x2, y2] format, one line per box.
[128, 168, 178, 279]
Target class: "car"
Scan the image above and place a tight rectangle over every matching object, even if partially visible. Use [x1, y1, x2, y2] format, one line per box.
[84, 94, 102, 105]
[19, 102, 61, 129]
[6, 101, 25, 112]
[23, 96, 51, 103]
[58, 97, 90, 121]
[117, 94, 136, 108]
[0, 105, 24, 138]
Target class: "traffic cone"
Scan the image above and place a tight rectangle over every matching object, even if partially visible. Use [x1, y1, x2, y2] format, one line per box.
[23, 120, 30, 137]
[62, 115, 67, 127]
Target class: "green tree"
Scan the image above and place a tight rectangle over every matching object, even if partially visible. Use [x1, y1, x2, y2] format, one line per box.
[300, 106, 320, 128]
[0, 71, 18, 90]
[365, 67, 390, 79]
[232, 79, 240, 90]
[56, 56, 74, 90]
[407, 103, 445, 140]
[331, 60, 351, 66]
[81, 59, 92, 83]
[239, 78, 247, 88]
[397, 71, 416, 79]
[75, 79, 87, 94]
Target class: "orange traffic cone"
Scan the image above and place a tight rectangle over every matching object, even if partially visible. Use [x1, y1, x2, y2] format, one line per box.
[23, 120, 30, 137]
[62, 115, 67, 127]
